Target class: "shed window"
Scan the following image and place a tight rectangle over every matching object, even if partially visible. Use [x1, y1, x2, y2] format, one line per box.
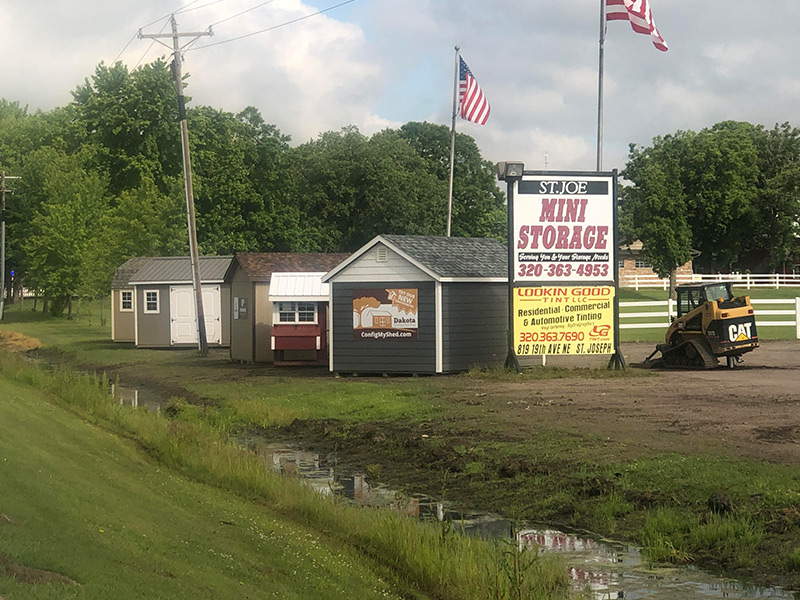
[144, 290, 160, 314]
[635, 259, 651, 269]
[120, 290, 133, 312]
[277, 302, 316, 324]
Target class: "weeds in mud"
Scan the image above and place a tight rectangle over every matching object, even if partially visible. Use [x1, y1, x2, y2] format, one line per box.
[465, 364, 640, 381]
[488, 527, 568, 600]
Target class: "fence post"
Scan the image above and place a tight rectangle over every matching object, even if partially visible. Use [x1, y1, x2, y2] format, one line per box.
[796, 298, 800, 340]
[635, 275, 639, 291]
[668, 298, 675, 322]
[746, 274, 751, 289]
[777, 273, 781, 290]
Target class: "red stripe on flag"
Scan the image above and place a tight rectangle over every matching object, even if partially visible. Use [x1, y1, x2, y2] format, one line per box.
[458, 57, 491, 125]
[605, 0, 668, 52]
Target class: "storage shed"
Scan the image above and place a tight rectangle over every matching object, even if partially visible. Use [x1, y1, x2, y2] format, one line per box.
[111, 256, 151, 343]
[323, 235, 508, 374]
[227, 253, 350, 363]
[268, 272, 330, 365]
[127, 256, 233, 348]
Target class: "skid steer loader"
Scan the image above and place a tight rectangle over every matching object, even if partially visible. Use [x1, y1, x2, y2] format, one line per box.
[645, 282, 758, 369]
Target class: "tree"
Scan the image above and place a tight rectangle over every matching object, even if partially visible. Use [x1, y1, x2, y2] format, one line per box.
[681, 121, 759, 271]
[71, 60, 181, 195]
[80, 177, 187, 302]
[620, 132, 693, 284]
[291, 126, 448, 251]
[621, 121, 771, 277]
[398, 122, 506, 239]
[188, 105, 299, 253]
[22, 147, 108, 315]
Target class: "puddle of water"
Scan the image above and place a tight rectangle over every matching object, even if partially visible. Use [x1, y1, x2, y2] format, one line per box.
[245, 438, 799, 600]
[110, 383, 165, 413]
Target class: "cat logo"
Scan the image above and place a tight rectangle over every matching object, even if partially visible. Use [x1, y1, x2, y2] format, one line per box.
[728, 322, 753, 342]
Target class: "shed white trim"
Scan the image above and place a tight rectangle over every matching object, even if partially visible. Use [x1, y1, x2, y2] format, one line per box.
[435, 281, 443, 373]
[322, 236, 440, 283]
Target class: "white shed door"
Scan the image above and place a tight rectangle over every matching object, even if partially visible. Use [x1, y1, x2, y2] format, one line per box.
[170, 285, 222, 345]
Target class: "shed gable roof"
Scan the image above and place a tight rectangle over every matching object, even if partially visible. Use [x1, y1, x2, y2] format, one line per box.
[111, 256, 152, 289]
[233, 252, 350, 282]
[128, 256, 234, 285]
[324, 235, 507, 282]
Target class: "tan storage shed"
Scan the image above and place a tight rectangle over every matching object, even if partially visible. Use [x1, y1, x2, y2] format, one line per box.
[227, 253, 349, 363]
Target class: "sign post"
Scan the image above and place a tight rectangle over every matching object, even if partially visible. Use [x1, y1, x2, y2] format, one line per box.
[499, 166, 625, 369]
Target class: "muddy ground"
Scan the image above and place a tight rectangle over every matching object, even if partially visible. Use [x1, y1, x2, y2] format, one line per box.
[510, 341, 800, 466]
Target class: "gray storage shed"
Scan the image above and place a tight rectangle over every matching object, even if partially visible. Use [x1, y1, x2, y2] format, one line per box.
[323, 235, 508, 374]
[128, 256, 233, 348]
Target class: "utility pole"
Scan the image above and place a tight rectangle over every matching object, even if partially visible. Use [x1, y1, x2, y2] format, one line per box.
[0, 171, 20, 322]
[139, 16, 212, 355]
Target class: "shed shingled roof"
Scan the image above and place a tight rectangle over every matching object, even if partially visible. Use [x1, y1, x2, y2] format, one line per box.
[111, 257, 151, 289]
[128, 256, 234, 284]
[233, 253, 351, 282]
[380, 235, 507, 279]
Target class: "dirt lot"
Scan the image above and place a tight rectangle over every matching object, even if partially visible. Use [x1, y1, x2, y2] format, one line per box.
[498, 340, 800, 466]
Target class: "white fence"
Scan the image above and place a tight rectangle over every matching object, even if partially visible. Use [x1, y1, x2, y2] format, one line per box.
[621, 273, 800, 290]
[619, 298, 800, 339]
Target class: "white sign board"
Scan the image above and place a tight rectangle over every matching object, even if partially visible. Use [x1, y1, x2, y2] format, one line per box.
[513, 174, 615, 283]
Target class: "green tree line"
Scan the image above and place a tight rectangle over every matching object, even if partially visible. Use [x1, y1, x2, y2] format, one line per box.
[620, 120, 800, 277]
[0, 60, 505, 315]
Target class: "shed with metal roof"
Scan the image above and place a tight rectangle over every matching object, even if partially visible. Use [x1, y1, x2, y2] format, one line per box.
[226, 252, 350, 363]
[322, 235, 508, 374]
[126, 255, 234, 348]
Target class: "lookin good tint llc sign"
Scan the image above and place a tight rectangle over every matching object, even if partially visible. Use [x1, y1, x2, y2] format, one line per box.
[353, 288, 418, 340]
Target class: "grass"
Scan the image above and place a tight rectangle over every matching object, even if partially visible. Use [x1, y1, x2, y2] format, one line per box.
[4, 299, 800, 588]
[0, 350, 571, 600]
[0, 374, 408, 599]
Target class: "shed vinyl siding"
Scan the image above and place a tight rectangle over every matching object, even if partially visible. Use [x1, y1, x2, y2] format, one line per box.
[441, 282, 508, 372]
[330, 244, 429, 283]
[111, 289, 136, 342]
[331, 281, 436, 373]
[254, 282, 274, 363]
[135, 284, 171, 347]
[230, 266, 255, 361]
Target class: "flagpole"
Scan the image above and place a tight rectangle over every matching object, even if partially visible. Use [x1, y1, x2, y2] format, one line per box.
[596, 0, 606, 172]
[446, 45, 460, 237]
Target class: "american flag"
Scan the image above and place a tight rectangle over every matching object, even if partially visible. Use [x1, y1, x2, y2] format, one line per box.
[459, 56, 491, 125]
[606, 0, 668, 52]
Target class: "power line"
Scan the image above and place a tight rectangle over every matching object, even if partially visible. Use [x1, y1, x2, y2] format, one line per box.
[187, 0, 358, 52]
[210, 0, 275, 28]
[176, 0, 226, 16]
[133, 18, 172, 70]
[110, 0, 206, 67]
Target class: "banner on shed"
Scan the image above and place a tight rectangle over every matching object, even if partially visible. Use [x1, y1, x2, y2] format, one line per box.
[353, 288, 418, 340]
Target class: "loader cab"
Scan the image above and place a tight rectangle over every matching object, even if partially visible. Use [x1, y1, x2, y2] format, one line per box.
[675, 282, 736, 318]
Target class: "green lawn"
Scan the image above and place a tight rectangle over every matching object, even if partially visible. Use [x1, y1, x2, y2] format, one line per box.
[618, 286, 799, 343]
[0, 375, 410, 600]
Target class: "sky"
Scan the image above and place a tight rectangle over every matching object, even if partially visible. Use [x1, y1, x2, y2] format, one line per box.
[2, 0, 800, 176]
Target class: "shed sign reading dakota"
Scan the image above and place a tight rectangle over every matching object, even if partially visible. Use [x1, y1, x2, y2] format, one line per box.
[514, 177, 614, 283]
[353, 289, 418, 340]
[513, 286, 615, 355]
